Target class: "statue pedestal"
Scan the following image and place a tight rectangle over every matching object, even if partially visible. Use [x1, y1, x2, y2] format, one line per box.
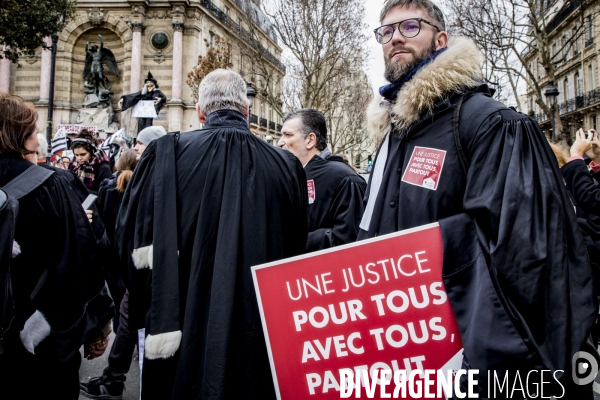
[77, 105, 119, 133]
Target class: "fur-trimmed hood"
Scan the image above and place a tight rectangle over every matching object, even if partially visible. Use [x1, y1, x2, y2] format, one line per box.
[367, 36, 482, 140]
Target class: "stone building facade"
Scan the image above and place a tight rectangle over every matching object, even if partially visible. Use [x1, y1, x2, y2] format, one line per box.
[0, 0, 285, 141]
[524, 0, 599, 137]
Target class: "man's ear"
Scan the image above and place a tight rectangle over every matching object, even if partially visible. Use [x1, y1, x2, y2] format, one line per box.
[435, 31, 449, 50]
[196, 103, 206, 123]
[244, 100, 250, 119]
[306, 132, 317, 150]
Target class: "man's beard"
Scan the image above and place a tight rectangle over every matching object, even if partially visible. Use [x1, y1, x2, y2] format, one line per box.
[383, 38, 438, 83]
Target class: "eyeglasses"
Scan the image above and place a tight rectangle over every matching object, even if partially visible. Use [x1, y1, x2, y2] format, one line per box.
[373, 18, 441, 44]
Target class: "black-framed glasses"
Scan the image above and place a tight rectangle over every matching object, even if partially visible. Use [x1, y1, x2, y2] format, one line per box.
[373, 18, 441, 44]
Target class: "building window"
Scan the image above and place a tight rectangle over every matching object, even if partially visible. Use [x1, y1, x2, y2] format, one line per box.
[592, 115, 597, 131]
[209, 32, 215, 48]
[573, 28, 580, 54]
[260, 101, 265, 119]
[225, 6, 230, 16]
[530, 98, 534, 113]
[575, 72, 582, 96]
[563, 79, 568, 102]
[589, 64, 594, 90]
[585, 15, 594, 46]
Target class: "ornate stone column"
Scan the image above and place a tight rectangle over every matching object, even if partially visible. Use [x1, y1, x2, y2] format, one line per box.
[130, 22, 144, 93]
[168, 20, 185, 132]
[0, 46, 11, 93]
[39, 37, 52, 101]
[171, 22, 184, 101]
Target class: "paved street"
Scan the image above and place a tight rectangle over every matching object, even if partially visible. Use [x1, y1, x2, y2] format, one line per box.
[76, 334, 600, 400]
[78, 331, 140, 400]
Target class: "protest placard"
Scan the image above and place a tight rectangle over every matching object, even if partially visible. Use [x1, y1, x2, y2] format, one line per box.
[57, 124, 98, 134]
[252, 223, 463, 399]
[132, 100, 157, 118]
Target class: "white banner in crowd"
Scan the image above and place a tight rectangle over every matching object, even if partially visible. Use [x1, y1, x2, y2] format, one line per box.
[56, 124, 98, 134]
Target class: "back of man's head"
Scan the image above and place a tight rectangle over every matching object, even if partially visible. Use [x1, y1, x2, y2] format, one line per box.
[282, 108, 328, 151]
[197, 69, 248, 117]
[380, 0, 445, 31]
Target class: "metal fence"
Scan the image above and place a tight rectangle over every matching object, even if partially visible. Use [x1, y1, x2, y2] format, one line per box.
[534, 87, 600, 123]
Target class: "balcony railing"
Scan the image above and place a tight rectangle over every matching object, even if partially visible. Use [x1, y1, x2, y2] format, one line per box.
[277, 123, 282, 132]
[268, 121, 276, 131]
[200, 0, 285, 72]
[249, 114, 258, 124]
[545, 0, 580, 34]
[260, 117, 268, 128]
[585, 37, 594, 48]
[534, 87, 600, 123]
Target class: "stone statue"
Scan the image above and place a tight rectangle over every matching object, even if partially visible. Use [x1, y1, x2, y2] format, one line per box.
[76, 34, 121, 132]
[83, 34, 120, 97]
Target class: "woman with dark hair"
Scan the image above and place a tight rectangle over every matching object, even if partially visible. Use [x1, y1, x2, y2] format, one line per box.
[69, 129, 112, 193]
[0, 93, 113, 399]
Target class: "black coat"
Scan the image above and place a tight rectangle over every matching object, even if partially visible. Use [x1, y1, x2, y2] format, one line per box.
[116, 110, 307, 399]
[0, 157, 113, 361]
[97, 173, 127, 308]
[362, 84, 597, 395]
[120, 89, 167, 133]
[304, 155, 366, 251]
[561, 159, 600, 272]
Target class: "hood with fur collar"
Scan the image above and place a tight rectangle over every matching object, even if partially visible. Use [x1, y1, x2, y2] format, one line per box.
[367, 36, 482, 139]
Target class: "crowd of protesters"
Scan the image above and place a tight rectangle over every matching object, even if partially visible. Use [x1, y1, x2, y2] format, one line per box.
[1, 0, 600, 399]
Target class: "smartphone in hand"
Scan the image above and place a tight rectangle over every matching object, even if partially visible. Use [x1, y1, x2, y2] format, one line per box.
[81, 194, 98, 210]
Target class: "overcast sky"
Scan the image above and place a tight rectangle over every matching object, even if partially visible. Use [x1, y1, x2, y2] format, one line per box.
[363, 0, 387, 94]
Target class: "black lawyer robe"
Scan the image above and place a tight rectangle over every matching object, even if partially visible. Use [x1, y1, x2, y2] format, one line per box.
[120, 89, 167, 133]
[0, 157, 114, 398]
[361, 86, 597, 395]
[561, 159, 600, 274]
[116, 110, 308, 399]
[304, 155, 366, 251]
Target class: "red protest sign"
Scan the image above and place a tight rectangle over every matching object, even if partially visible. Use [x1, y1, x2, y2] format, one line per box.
[252, 223, 463, 400]
[401, 147, 446, 190]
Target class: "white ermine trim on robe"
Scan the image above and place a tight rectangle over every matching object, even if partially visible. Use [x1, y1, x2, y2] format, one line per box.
[145, 330, 182, 360]
[19, 310, 51, 354]
[12, 240, 21, 258]
[132, 245, 153, 269]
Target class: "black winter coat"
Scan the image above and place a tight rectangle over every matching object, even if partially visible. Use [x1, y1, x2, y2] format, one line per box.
[304, 155, 366, 251]
[364, 36, 597, 397]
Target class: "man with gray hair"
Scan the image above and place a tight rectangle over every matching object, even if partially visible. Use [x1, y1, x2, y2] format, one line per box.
[116, 68, 308, 399]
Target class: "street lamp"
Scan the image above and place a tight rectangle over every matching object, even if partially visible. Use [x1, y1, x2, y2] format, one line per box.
[45, 33, 59, 163]
[544, 81, 559, 142]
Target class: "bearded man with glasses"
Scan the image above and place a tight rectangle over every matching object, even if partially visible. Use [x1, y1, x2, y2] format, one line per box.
[361, 0, 598, 398]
